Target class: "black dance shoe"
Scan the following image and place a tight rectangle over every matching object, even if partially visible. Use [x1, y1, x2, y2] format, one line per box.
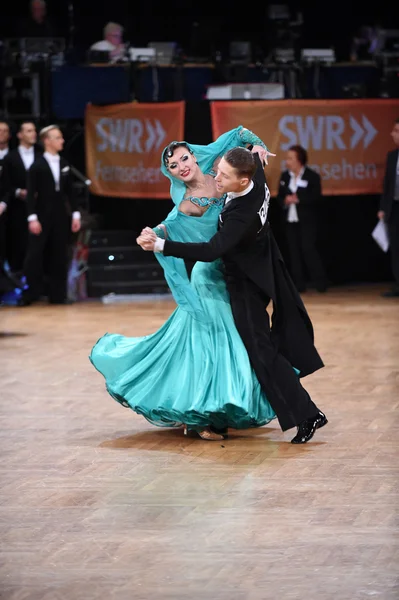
[210, 425, 229, 439]
[291, 411, 328, 444]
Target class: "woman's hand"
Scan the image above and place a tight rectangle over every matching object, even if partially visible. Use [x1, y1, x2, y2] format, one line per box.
[137, 227, 157, 251]
[251, 145, 276, 165]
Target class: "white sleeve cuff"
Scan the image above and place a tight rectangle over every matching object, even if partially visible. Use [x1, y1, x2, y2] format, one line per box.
[0, 201, 7, 211]
[15, 188, 21, 197]
[154, 238, 165, 253]
[72, 211, 81, 220]
[28, 214, 38, 222]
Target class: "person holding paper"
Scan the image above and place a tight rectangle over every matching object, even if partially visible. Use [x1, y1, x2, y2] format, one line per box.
[277, 145, 328, 293]
[378, 117, 399, 298]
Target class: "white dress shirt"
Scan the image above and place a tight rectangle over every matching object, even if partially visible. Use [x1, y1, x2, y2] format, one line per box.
[0, 147, 9, 213]
[0, 147, 9, 160]
[18, 145, 35, 171]
[153, 182, 255, 253]
[287, 167, 305, 223]
[15, 145, 35, 198]
[44, 151, 61, 190]
[28, 152, 81, 222]
[224, 181, 254, 206]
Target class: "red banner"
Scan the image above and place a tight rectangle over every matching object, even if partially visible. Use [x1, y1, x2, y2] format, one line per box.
[85, 101, 185, 198]
[211, 99, 399, 196]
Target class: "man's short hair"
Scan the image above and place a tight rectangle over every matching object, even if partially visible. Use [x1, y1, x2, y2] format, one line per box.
[104, 22, 123, 37]
[39, 124, 59, 141]
[289, 145, 308, 166]
[223, 147, 256, 179]
[19, 121, 36, 133]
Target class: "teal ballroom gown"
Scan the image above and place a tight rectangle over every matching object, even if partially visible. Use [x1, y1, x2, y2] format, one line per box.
[89, 127, 276, 430]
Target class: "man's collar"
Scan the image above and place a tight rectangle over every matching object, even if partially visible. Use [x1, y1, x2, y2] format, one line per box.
[226, 180, 254, 201]
[44, 151, 60, 161]
[18, 145, 34, 153]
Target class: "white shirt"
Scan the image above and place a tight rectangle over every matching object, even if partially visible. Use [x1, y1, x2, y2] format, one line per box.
[18, 145, 35, 171]
[287, 167, 305, 223]
[153, 181, 255, 253]
[224, 181, 254, 206]
[14, 145, 35, 199]
[44, 151, 61, 190]
[90, 40, 117, 52]
[0, 148, 9, 212]
[0, 147, 9, 160]
[90, 40, 127, 63]
[27, 152, 81, 222]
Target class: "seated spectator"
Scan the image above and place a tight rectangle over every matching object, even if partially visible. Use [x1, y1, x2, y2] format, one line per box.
[89, 22, 127, 63]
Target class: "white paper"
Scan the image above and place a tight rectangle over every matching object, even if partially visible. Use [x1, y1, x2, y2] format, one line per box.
[372, 220, 389, 252]
[297, 180, 308, 188]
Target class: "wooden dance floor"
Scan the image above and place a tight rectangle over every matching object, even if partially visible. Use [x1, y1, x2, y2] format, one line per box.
[1, 284, 398, 600]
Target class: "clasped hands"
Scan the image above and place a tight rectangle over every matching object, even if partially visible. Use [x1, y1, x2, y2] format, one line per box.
[137, 227, 157, 251]
[285, 193, 299, 205]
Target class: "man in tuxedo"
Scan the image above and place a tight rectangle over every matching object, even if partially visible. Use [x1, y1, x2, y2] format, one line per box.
[23, 125, 81, 305]
[0, 121, 11, 220]
[1, 122, 41, 276]
[277, 145, 328, 293]
[378, 118, 399, 298]
[0, 121, 13, 296]
[138, 148, 327, 444]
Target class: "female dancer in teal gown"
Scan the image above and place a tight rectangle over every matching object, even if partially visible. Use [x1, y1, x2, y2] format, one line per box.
[90, 126, 276, 440]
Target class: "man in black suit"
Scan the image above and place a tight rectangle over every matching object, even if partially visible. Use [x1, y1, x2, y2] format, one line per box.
[0, 121, 14, 296]
[277, 145, 328, 293]
[1, 122, 41, 276]
[23, 125, 81, 305]
[138, 148, 327, 444]
[378, 118, 399, 298]
[0, 121, 11, 225]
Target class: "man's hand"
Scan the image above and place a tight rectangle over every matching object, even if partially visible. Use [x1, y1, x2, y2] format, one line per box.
[377, 210, 385, 220]
[251, 145, 276, 165]
[136, 227, 157, 251]
[71, 217, 81, 233]
[17, 189, 27, 199]
[29, 219, 42, 235]
[137, 237, 156, 251]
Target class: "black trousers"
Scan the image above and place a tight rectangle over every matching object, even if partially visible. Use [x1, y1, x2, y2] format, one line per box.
[227, 276, 319, 431]
[0, 214, 15, 295]
[388, 202, 399, 289]
[285, 221, 327, 290]
[24, 213, 70, 303]
[5, 200, 28, 273]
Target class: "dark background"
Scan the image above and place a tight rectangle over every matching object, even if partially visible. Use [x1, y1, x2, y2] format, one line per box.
[1, 0, 397, 286]
[1, 0, 395, 60]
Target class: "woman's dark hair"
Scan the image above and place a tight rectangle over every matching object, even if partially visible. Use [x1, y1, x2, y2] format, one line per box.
[289, 145, 308, 166]
[162, 141, 193, 166]
[223, 147, 256, 179]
